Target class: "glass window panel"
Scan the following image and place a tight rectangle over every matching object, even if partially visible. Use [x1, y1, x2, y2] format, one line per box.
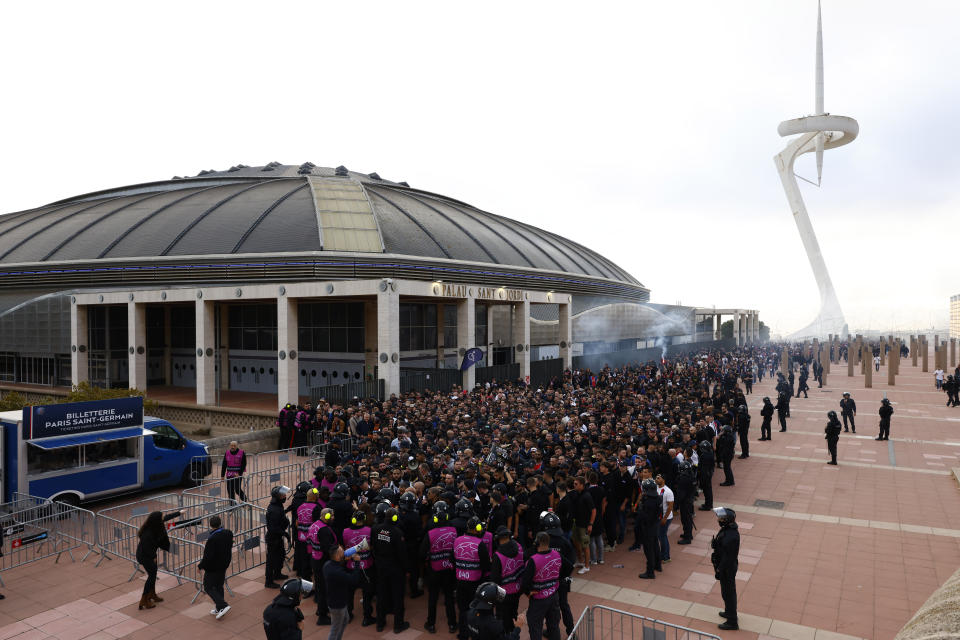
[399, 304, 411, 327]
[400, 327, 411, 351]
[424, 326, 437, 349]
[258, 304, 275, 327]
[444, 327, 457, 349]
[329, 304, 347, 327]
[329, 328, 347, 352]
[315, 328, 329, 352]
[229, 328, 242, 348]
[298, 303, 313, 327]
[314, 303, 329, 326]
[298, 328, 312, 351]
[424, 305, 437, 326]
[242, 328, 257, 350]
[347, 303, 363, 327]
[258, 329, 272, 350]
[410, 327, 423, 351]
[347, 328, 364, 353]
[241, 306, 256, 326]
[444, 305, 457, 326]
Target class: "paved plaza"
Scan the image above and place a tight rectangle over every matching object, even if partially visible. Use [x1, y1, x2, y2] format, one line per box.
[0, 356, 956, 640]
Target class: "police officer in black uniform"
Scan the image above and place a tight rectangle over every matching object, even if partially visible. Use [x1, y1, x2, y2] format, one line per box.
[825, 410, 842, 465]
[538, 511, 576, 636]
[265, 486, 291, 589]
[263, 578, 312, 640]
[450, 498, 473, 536]
[775, 391, 790, 432]
[759, 397, 774, 440]
[673, 460, 696, 545]
[696, 440, 715, 511]
[398, 492, 425, 598]
[636, 478, 661, 579]
[796, 368, 809, 398]
[466, 582, 520, 640]
[711, 508, 740, 631]
[328, 482, 354, 540]
[735, 405, 750, 459]
[878, 397, 894, 441]
[372, 507, 410, 633]
[840, 392, 857, 432]
[716, 425, 736, 486]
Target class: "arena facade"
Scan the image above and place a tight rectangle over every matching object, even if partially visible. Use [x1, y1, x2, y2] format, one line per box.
[0, 163, 759, 407]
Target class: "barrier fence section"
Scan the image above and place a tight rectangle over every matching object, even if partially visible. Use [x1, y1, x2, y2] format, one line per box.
[0, 494, 99, 585]
[567, 605, 722, 640]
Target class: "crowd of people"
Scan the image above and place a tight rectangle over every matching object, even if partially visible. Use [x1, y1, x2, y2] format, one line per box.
[250, 344, 806, 639]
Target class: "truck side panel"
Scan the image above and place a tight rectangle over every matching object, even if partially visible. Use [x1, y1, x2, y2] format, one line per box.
[28, 462, 139, 501]
[4, 421, 18, 502]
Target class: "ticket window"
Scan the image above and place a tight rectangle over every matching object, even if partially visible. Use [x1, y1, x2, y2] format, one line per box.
[27, 438, 139, 474]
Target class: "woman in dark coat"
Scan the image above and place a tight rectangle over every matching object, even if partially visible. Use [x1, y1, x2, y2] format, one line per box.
[136, 511, 171, 610]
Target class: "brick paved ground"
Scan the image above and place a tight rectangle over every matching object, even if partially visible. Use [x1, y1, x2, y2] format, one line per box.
[0, 355, 957, 640]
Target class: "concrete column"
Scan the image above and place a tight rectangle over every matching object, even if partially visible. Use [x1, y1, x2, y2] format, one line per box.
[951, 338, 956, 369]
[824, 339, 831, 374]
[558, 301, 572, 370]
[127, 302, 147, 390]
[219, 304, 230, 391]
[277, 297, 298, 409]
[513, 299, 531, 382]
[733, 312, 740, 346]
[847, 345, 854, 377]
[880, 337, 886, 367]
[364, 301, 377, 379]
[70, 302, 89, 385]
[457, 297, 476, 390]
[818, 342, 828, 386]
[912, 337, 918, 367]
[487, 305, 495, 366]
[781, 346, 789, 373]
[162, 306, 172, 385]
[377, 287, 400, 397]
[715, 314, 722, 341]
[436, 303, 446, 368]
[863, 343, 872, 388]
[888, 343, 897, 386]
[922, 337, 929, 373]
[195, 298, 216, 405]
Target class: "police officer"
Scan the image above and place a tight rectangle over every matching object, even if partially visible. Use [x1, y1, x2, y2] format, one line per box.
[490, 526, 524, 633]
[398, 491, 425, 598]
[636, 478, 661, 579]
[342, 510, 375, 626]
[372, 507, 409, 633]
[328, 482, 354, 540]
[796, 368, 809, 398]
[450, 497, 473, 536]
[421, 500, 458, 634]
[776, 391, 790, 432]
[673, 460, 696, 545]
[696, 440, 715, 511]
[759, 397, 774, 441]
[840, 392, 857, 433]
[878, 397, 894, 441]
[265, 486, 291, 589]
[466, 582, 520, 640]
[825, 410, 842, 465]
[711, 508, 740, 631]
[454, 517, 491, 640]
[521, 532, 567, 640]
[716, 425, 736, 486]
[263, 578, 312, 640]
[538, 511, 576, 636]
[946, 375, 959, 407]
[735, 405, 750, 459]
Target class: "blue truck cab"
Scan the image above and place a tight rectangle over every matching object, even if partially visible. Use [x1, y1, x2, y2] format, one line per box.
[0, 397, 211, 504]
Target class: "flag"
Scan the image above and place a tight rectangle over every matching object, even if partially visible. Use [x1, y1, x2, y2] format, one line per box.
[460, 347, 484, 371]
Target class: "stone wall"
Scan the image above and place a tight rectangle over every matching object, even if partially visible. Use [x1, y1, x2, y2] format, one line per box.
[894, 565, 960, 640]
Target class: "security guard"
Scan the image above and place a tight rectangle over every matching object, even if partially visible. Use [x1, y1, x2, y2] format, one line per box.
[840, 392, 857, 433]
[878, 397, 894, 441]
[538, 511, 576, 635]
[265, 486, 291, 589]
[697, 440, 715, 511]
[454, 517, 491, 640]
[466, 582, 520, 640]
[716, 425, 736, 486]
[421, 500, 458, 634]
[263, 578, 312, 640]
[673, 460, 696, 545]
[711, 508, 740, 631]
[521, 531, 566, 640]
[341, 510, 375, 626]
[490, 526, 524, 633]
[775, 391, 790, 432]
[825, 410, 842, 465]
[759, 397, 774, 441]
[735, 405, 750, 459]
[636, 478, 661, 579]
[372, 507, 409, 633]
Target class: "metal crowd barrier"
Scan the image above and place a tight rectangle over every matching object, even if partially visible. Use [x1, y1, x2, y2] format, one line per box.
[567, 605, 722, 640]
[0, 494, 99, 586]
[242, 463, 308, 508]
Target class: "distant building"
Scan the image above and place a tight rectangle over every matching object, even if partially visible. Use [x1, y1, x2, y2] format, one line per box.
[952, 294, 960, 339]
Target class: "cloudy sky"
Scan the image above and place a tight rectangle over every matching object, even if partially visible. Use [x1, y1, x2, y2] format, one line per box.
[1, 1, 956, 336]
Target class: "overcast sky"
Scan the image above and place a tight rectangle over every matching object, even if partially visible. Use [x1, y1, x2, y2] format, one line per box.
[1, 1, 956, 336]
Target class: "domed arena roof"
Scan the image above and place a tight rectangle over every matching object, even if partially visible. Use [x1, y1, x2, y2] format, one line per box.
[0, 163, 641, 288]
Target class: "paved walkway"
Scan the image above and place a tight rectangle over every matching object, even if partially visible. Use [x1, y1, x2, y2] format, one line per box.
[0, 356, 957, 640]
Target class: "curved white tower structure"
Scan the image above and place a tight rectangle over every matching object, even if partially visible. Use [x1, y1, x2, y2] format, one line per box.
[775, 2, 858, 339]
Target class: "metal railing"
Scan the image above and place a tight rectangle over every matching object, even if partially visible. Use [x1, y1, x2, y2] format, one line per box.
[530, 358, 565, 388]
[476, 362, 520, 386]
[0, 493, 99, 585]
[309, 378, 384, 405]
[399, 367, 461, 394]
[567, 605, 722, 640]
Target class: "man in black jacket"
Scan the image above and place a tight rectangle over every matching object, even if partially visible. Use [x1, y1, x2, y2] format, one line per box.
[372, 507, 410, 633]
[266, 486, 291, 588]
[878, 397, 894, 441]
[840, 392, 857, 433]
[263, 578, 310, 640]
[759, 397, 774, 441]
[711, 508, 740, 631]
[825, 411, 842, 465]
[199, 515, 234, 618]
[715, 426, 736, 486]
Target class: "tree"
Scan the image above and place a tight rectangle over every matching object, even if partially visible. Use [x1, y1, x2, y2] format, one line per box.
[759, 321, 770, 342]
[720, 319, 734, 339]
[0, 383, 157, 412]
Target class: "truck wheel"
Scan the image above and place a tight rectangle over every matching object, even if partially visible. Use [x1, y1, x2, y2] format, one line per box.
[181, 466, 199, 488]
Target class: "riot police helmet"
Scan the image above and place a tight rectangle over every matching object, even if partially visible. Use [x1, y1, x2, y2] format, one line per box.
[881, 397, 891, 405]
[279, 578, 313, 600]
[399, 491, 417, 512]
[698, 440, 712, 455]
[431, 500, 451, 524]
[737, 405, 747, 414]
[472, 582, 506, 610]
[374, 501, 391, 523]
[827, 410, 838, 420]
[377, 487, 397, 506]
[295, 481, 313, 494]
[763, 396, 771, 403]
[454, 497, 474, 519]
[641, 477, 658, 497]
[539, 510, 561, 532]
[270, 485, 291, 501]
[713, 507, 736, 527]
[332, 482, 349, 499]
